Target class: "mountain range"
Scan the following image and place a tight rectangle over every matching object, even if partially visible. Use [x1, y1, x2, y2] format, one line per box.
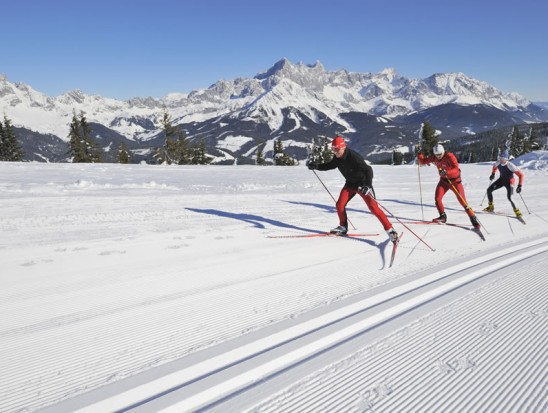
[2, 58, 547, 164]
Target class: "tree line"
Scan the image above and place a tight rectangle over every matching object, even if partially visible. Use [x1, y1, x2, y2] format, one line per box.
[391, 121, 547, 165]
[65, 106, 213, 165]
[2, 113, 547, 165]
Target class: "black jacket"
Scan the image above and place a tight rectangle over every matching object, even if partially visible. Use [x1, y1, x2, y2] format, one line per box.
[317, 148, 373, 189]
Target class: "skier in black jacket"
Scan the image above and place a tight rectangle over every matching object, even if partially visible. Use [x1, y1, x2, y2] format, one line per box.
[307, 136, 398, 243]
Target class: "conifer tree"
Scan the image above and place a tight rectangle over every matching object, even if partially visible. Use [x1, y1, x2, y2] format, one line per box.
[174, 134, 190, 165]
[80, 112, 101, 162]
[509, 126, 524, 157]
[273, 139, 295, 166]
[155, 106, 190, 164]
[256, 141, 266, 165]
[194, 139, 211, 164]
[419, 121, 438, 156]
[308, 136, 332, 165]
[491, 145, 500, 161]
[525, 126, 542, 152]
[67, 112, 101, 163]
[68, 113, 86, 162]
[0, 115, 25, 161]
[117, 142, 131, 164]
[392, 150, 403, 165]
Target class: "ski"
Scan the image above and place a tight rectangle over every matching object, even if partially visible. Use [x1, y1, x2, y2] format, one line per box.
[477, 211, 526, 224]
[389, 232, 403, 268]
[406, 220, 486, 241]
[405, 220, 472, 229]
[267, 232, 379, 239]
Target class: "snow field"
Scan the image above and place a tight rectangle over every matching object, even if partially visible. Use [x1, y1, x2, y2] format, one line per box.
[0, 159, 546, 412]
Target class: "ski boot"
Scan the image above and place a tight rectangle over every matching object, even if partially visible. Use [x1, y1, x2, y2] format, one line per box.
[387, 228, 398, 243]
[470, 214, 481, 229]
[330, 225, 348, 235]
[432, 212, 447, 223]
[514, 208, 522, 218]
[483, 202, 494, 212]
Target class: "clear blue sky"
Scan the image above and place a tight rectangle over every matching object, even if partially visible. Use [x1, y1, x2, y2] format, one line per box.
[2, 0, 547, 101]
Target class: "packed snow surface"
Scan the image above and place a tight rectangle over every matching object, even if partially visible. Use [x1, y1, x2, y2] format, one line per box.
[1, 153, 547, 412]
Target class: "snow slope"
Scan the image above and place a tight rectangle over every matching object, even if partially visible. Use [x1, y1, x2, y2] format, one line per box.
[1, 154, 547, 412]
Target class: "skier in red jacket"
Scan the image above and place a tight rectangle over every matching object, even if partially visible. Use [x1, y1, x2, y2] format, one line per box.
[483, 150, 524, 217]
[417, 144, 480, 229]
[307, 136, 398, 243]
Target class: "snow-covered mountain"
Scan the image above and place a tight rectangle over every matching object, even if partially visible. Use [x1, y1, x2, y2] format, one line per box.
[1, 59, 547, 163]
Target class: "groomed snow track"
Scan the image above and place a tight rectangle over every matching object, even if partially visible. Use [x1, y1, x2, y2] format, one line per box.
[39, 237, 548, 413]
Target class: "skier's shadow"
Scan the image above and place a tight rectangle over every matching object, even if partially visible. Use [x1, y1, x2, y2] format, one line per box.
[185, 207, 379, 247]
[283, 200, 371, 216]
[186, 207, 318, 233]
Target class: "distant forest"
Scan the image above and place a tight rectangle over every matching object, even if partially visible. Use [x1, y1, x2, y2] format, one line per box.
[393, 122, 548, 165]
[445, 122, 548, 163]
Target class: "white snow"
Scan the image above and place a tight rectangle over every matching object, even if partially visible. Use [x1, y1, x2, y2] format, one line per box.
[1, 152, 547, 412]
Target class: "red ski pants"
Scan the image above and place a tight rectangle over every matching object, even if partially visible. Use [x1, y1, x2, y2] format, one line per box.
[435, 180, 474, 217]
[336, 186, 392, 231]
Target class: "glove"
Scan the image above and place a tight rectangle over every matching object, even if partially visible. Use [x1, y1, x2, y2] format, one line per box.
[489, 173, 495, 181]
[306, 160, 317, 170]
[359, 185, 372, 196]
[516, 184, 522, 193]
[440, 169, 447, 176]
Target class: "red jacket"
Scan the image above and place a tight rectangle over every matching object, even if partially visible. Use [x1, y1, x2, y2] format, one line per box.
[418, 152, 461, 182]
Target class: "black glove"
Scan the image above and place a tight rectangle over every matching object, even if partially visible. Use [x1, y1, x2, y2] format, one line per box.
[516, 184, 522, 193]
[489, 173, 495, 181]
[440, 169, 447, 176]
[359, 185, 372, 196]
[306, 160, 317, 170]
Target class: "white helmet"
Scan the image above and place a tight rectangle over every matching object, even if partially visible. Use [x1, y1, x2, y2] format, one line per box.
[433, 144, 445, 156]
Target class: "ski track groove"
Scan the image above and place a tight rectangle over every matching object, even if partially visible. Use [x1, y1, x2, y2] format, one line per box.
[492, 326, 546, 412]
[1, 249, 395, 412]
[246, 252, 547, 413]
[19, 251, 540, 412]
[379, 265, 545, 412]
[458, 268, 544, 412]
[255, 272, 496, 410]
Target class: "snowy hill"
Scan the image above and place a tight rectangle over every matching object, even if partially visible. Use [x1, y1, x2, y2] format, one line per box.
[1, 61, 547, 164]
[1, 153, 547, 412]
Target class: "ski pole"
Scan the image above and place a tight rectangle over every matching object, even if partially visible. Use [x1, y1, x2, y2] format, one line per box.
[518, 192, 531, 214]
[415, 125, 425, 221]
[369, 195, 436, 252]
[480, 189, 487, 206]
[312, 169, 357, 230]
[417, 161, 425, 220]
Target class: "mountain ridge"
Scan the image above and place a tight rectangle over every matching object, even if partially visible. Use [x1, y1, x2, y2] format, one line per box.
[1, 59, 547, 163]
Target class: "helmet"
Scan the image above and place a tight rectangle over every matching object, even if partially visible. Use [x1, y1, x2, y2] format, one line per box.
[433, 144, 445, 156]
[331, 136, 346, 149]
[499, 150, 509, 160]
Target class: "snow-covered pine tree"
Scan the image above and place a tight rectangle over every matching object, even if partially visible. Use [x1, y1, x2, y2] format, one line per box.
[274, 139, 295, 166]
